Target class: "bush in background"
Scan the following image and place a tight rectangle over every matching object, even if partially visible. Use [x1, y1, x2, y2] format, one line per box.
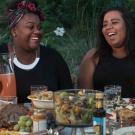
[0, 0, 135, 75]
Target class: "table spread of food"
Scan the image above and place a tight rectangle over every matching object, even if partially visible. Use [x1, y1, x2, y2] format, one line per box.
[0, 89, 135, 135]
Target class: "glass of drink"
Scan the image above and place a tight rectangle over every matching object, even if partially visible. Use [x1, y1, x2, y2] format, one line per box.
[0, 96, 17, 104]
[104, 85, 122, 109]
[0, 53, 16, 97]
[30, 85, 48, 95]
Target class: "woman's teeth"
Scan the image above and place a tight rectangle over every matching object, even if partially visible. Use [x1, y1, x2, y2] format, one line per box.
[108, 32, 116, 36]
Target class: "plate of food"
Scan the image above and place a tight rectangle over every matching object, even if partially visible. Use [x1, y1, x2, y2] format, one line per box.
[113, 126, 135, 135]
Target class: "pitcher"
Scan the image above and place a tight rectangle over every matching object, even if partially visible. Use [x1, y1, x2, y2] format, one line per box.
[0, 53, 16, 96]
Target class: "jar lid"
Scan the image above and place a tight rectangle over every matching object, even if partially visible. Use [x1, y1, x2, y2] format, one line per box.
[96, 92, 104, 99]
[33, 108, 46, 112]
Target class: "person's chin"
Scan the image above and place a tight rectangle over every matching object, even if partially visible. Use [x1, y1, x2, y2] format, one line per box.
[29, 44, 39, 50]
[30, 41, 40, 48]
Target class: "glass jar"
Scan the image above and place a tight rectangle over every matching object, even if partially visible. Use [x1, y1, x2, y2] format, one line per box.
[32, 109, 47, 132]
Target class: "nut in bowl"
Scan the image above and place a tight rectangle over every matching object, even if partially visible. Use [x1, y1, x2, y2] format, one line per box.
[27, 91, 54, 109]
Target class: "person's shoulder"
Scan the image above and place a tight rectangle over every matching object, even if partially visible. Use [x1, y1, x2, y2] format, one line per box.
[82, 48, 97, 62]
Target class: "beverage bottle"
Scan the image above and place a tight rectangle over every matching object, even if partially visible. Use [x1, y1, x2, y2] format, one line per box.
[93, 92, 106, 135]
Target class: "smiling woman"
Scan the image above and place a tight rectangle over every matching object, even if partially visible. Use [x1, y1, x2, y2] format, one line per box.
[0, 0, 73, 103]
[79, 6, 135, 98]
[102, 10, 126, 50]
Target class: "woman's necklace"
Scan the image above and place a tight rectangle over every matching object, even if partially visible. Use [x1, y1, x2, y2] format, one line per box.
[13, 47, 40, 71]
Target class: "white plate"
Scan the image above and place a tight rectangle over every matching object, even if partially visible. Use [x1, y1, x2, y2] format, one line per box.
[113, 126, 135, 135]
[123, 98, 130, 103]
[19, 132, 30, 135]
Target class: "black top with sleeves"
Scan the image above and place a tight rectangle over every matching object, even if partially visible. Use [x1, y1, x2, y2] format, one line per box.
[93, 53, 135, 98]
[0, 43, 73, 103]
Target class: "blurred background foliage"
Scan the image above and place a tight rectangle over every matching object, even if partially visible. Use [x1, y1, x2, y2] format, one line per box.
[0, 0, 135, 75]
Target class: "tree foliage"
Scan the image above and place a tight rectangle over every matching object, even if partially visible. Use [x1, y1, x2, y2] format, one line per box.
[0, 0, 135, 74]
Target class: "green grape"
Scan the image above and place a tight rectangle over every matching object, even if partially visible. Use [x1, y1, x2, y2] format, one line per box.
[19, 127, 26, 132]
[13, 124, 20, 131]
[19, 115, 29, 122]
[25, 126, 31, 132]
[18, 120, 26, 127]
[25, 119, 33, 127]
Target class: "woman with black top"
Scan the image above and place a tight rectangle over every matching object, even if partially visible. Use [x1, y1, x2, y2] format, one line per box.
[0, 0, 73, 103]
[79, 6, 135, 98]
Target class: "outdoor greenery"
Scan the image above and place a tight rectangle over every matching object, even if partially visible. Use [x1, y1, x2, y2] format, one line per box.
[0, 0, 135, 75]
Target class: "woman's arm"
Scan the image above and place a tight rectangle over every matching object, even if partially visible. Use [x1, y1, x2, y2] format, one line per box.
[79, 48, 98, 89]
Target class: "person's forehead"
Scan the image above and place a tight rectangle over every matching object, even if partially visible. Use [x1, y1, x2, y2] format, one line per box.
[18, 13, 40, 24]
[104, 10, 122, 19]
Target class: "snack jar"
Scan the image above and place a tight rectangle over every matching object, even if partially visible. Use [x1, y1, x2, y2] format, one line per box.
[32, 109, 47, 132]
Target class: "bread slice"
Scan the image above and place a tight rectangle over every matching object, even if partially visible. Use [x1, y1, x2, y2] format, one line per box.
[118, 108, 135, 127]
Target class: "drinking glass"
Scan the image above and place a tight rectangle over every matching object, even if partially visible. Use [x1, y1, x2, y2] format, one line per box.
[0, 96, 17, 110]
[0, 53, 16, 97]
[0, 96, 17, 104]
[30, 85, 48, 95]
[104, 85, 122, 109]
[108, 120, 120, 135]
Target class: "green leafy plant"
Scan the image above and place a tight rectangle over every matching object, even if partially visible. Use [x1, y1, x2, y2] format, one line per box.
[1, 0, 135, 75]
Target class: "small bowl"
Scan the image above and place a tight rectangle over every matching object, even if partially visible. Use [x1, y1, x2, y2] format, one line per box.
[27, 90, 54, 109]
[28, 96, 54, 109]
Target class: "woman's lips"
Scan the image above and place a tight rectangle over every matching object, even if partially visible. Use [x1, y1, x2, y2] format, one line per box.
[108, 32, 116, 36]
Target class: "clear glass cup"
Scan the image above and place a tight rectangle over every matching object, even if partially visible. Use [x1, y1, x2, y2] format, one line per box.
[104, 85, 122, 109]
[108, 120, 120, 135]
[115, 85, 122, 104]
[30, 85, 48, 95]
[0, 96, 17, 105]
[0, 96, 17, 104]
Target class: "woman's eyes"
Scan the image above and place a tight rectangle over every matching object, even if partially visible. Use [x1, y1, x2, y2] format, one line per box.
[112, 21, 118, 24]
[27, 25, 34, 29]
[103, 21, 119, 27]
[103, 23, 107, 27]
[27, 25, 42, 30]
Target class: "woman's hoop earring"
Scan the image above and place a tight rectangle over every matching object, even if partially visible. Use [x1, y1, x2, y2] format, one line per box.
[13, 33, 17, 37]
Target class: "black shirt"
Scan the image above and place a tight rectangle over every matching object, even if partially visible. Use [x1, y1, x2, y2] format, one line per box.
[0, 44, 73, 102]
[93, 53, 135, 98]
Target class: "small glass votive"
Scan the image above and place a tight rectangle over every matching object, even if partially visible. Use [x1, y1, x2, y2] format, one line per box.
[32, 109, 47, 132]
[30, 85, 48, 95]
[0, 96, 17, 104]
[0, 96, 17, 109]
[104, 85, 122, 109]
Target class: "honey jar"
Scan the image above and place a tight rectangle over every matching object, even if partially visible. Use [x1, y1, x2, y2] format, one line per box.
[32, 109, 47, 132]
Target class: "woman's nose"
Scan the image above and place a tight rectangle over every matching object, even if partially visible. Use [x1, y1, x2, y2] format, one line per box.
[34, 28, 41, 34]
[106, 22, 113, 29]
